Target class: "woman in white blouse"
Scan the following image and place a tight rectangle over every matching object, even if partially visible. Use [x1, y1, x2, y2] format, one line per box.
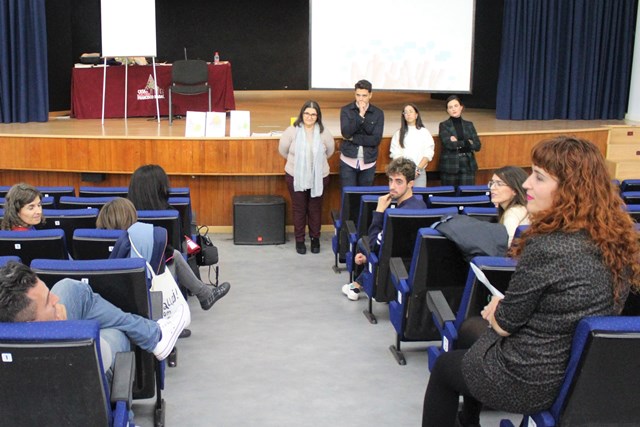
[389, 103, 435, 187]
[488, 166, 530, 246]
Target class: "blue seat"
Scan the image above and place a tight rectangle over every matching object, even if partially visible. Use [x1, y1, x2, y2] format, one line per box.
[622, 191, 640, 205]
[457, 184, 490, 197]
[39, 208, 99, 253]
[359, 208, 458, 323]
[388, 228, 469, 364]
[500, 316, 640, 427]
[0, 229, 68, 265]
[331, 186, 389, 273]
[426, 195, 494, 212]
[625, 204, 640, 222]
[426, 256, 517, 371]
[36, 186, 76, 208]
[620, 178, 640, 192]
[462, 206, 498, 222]
[72, 228, 125, 260]
[344, 194, 425, 282]
[58, 196, 117, 210]
[169, 187, 191, 197]
[0, 185, 11, 197]
[0, 255, 21, 266]
[78, 186, 129, 198]
[0, 319, 134, 427]
[29, 257, 166, 424]
[0, 196, 55, 208]
[137, 209, 182, 253]
[413, 185, 457, 198]
[168, 196, 193, 239]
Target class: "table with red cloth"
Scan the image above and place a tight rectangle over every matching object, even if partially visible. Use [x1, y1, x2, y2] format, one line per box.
[70, 62, 236, 119]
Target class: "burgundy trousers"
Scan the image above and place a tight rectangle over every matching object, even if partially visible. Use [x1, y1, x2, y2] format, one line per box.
[285, 173, 329, 243]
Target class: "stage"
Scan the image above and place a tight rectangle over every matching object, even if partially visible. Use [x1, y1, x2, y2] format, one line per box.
[0, 90, 634, 228]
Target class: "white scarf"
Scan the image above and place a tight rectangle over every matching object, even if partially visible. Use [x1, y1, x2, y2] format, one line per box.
[293, 124, 324, 197]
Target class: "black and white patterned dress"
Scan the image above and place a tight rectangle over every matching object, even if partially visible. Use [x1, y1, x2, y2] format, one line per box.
[462, 231, 618, 413]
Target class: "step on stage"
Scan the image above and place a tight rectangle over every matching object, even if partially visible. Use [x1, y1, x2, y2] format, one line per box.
[0, 90, 631, 229]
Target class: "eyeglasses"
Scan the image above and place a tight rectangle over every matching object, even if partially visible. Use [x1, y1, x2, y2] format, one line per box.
[303, 112, 318, 118]
[402, 111, 416, 116]
[487, 180, 508, 188]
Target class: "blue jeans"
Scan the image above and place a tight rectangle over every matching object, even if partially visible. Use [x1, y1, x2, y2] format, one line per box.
[340, 160, 376, 187]
[52, 279, 161, 353]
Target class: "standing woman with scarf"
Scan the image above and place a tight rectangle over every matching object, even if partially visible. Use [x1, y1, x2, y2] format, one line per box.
[438, 95, 482, 186]
[278, 100, 335, 255]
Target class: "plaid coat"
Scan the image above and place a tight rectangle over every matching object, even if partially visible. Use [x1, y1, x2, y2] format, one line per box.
[438, 117, 481, 174]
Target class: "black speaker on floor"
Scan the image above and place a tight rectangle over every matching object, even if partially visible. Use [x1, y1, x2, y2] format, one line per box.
[233, 195, 285, 245]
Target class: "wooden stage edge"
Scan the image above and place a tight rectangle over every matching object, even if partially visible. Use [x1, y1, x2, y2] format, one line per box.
[0, 90, 637, 228]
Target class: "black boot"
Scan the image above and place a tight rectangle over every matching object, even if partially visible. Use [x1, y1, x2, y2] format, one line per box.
[296, 241, 307, 254]
[310, 237, 320, 254]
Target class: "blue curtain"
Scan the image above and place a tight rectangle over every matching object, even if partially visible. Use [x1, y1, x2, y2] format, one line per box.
[496, 0, 637, 120]
[0, 0, 48, 123]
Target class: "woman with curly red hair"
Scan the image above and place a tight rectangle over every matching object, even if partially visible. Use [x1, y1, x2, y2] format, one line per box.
[422, 136, 640, 427]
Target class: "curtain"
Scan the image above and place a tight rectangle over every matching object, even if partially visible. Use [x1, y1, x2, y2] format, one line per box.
[496, 0, 637, 120]
[0, 0, 48, 123]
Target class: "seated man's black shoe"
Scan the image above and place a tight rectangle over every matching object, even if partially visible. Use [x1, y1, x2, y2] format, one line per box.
[310, 237, 320, 254]
[296, 241, 307, 254]
[179, 328, 191, 339]
[200, 282, 231, 310]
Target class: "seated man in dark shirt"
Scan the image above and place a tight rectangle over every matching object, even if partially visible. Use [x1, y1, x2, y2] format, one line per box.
[341, 157, 427, 301]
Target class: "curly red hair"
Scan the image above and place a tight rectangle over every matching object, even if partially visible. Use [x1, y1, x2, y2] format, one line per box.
[511, 136, 640, 309]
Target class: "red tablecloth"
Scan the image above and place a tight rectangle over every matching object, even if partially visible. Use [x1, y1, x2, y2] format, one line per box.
[70, 63, 236, 119]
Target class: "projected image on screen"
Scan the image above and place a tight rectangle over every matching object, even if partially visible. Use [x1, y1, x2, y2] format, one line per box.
[310, 0, 474, 92]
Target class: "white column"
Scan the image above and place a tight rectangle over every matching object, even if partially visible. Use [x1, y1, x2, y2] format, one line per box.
[626, 5, 640, 121]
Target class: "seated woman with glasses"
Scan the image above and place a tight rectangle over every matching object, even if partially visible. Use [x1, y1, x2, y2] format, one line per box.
[488, 166, 530, 246]
[278, 100, 335, 255]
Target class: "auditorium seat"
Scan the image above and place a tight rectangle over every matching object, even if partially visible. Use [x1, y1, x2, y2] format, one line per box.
[622, 191, 640, 205]
[0, 255, 21, 266]
[388, 228, 468, 365]
[36, 186, 76, 208]
[625, 204, 640, 222]
[0, 320, 134, 427]
[137, 209, 182, 253]
[359, 208, 457, 324]
[72, 228, 125, 260]
[0, 196, 55, 208]
[426, 195, 494, 212]
[58, 196, 117, 210]
[0, 229, 68, 265]
[620, 179, 640, 192]
[413, 185, 457, 198]
[500, 316, 640, 427]
[39, 208, 99, 254]
[462, 206, 499, 222]
[457, 184, 490, 197]
[426, 256, 516, 371]
[78, 186, 128, 198]
[30, 257, 166, 425]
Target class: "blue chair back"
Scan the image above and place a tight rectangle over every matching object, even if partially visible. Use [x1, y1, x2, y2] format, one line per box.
[72, 228, 125, 260]
[622, 191, 640, 205]
[58, 196, 117, 210]
[427, 195, 493, 211]
[457, 184, 490, 196]
[0, 196, 55, 208]
[39, 208, 99, 253]
[0, 229, 68, 265]
[620, 179, 640, 192]
[137, 210, 182, 252]
[625, 204, 640, 222]
[413, 185, 457, 198]
[0, 319, 127, 426]
[78, 186, 128, 198]
[30, 258, 157, 399]
[462, 206, 498, 222]
[0, 255, 21, 266]
[36, 186, 76, 207]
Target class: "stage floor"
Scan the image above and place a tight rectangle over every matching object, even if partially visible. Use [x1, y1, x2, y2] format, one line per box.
[0, 90, 635, 139]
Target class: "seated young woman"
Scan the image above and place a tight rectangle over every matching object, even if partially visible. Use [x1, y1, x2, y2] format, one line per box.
[97, 197, 229, 312]
[422, 136, 640, 427]
[1, 183, 45, 231]
[488, 166, 530, 246]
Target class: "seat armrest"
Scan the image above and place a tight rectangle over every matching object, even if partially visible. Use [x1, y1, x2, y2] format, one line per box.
[346, 220, 358, 244]
[427, 290, 456, 327]
[110, 351, 136, 407]
[358, 236, 371, 259]
[390, 257, 410, 293]
[150, 290, 163, 321]
[331, 209, 341, 227]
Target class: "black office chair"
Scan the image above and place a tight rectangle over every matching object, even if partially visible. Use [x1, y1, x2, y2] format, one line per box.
[168, 59, 212, 125]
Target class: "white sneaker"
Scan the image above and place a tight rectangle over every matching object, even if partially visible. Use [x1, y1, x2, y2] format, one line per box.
[153, 304, 188, 361]
[341, 283, 361, 301]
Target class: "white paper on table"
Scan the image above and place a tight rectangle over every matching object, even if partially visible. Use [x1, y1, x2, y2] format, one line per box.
[205, 111, 226, 137]
[470, 263, 504, 298]
[229, 110, 251, 137]
[185, 111, 206, 137]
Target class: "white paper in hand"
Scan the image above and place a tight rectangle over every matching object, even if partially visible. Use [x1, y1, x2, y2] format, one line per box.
[470, 263, 504, 298]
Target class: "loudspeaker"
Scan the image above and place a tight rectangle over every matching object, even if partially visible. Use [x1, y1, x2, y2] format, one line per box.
[233, 195, 285, 245]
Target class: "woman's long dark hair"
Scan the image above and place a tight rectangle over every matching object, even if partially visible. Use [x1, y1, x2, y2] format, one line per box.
[127, 164, 171, 210]
[398, 103, 425, 148]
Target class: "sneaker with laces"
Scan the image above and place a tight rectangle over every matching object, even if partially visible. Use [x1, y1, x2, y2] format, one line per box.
[153, 304, 188, 361]
[200, 282, 231, 310]
[341, 283, 361, 301]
